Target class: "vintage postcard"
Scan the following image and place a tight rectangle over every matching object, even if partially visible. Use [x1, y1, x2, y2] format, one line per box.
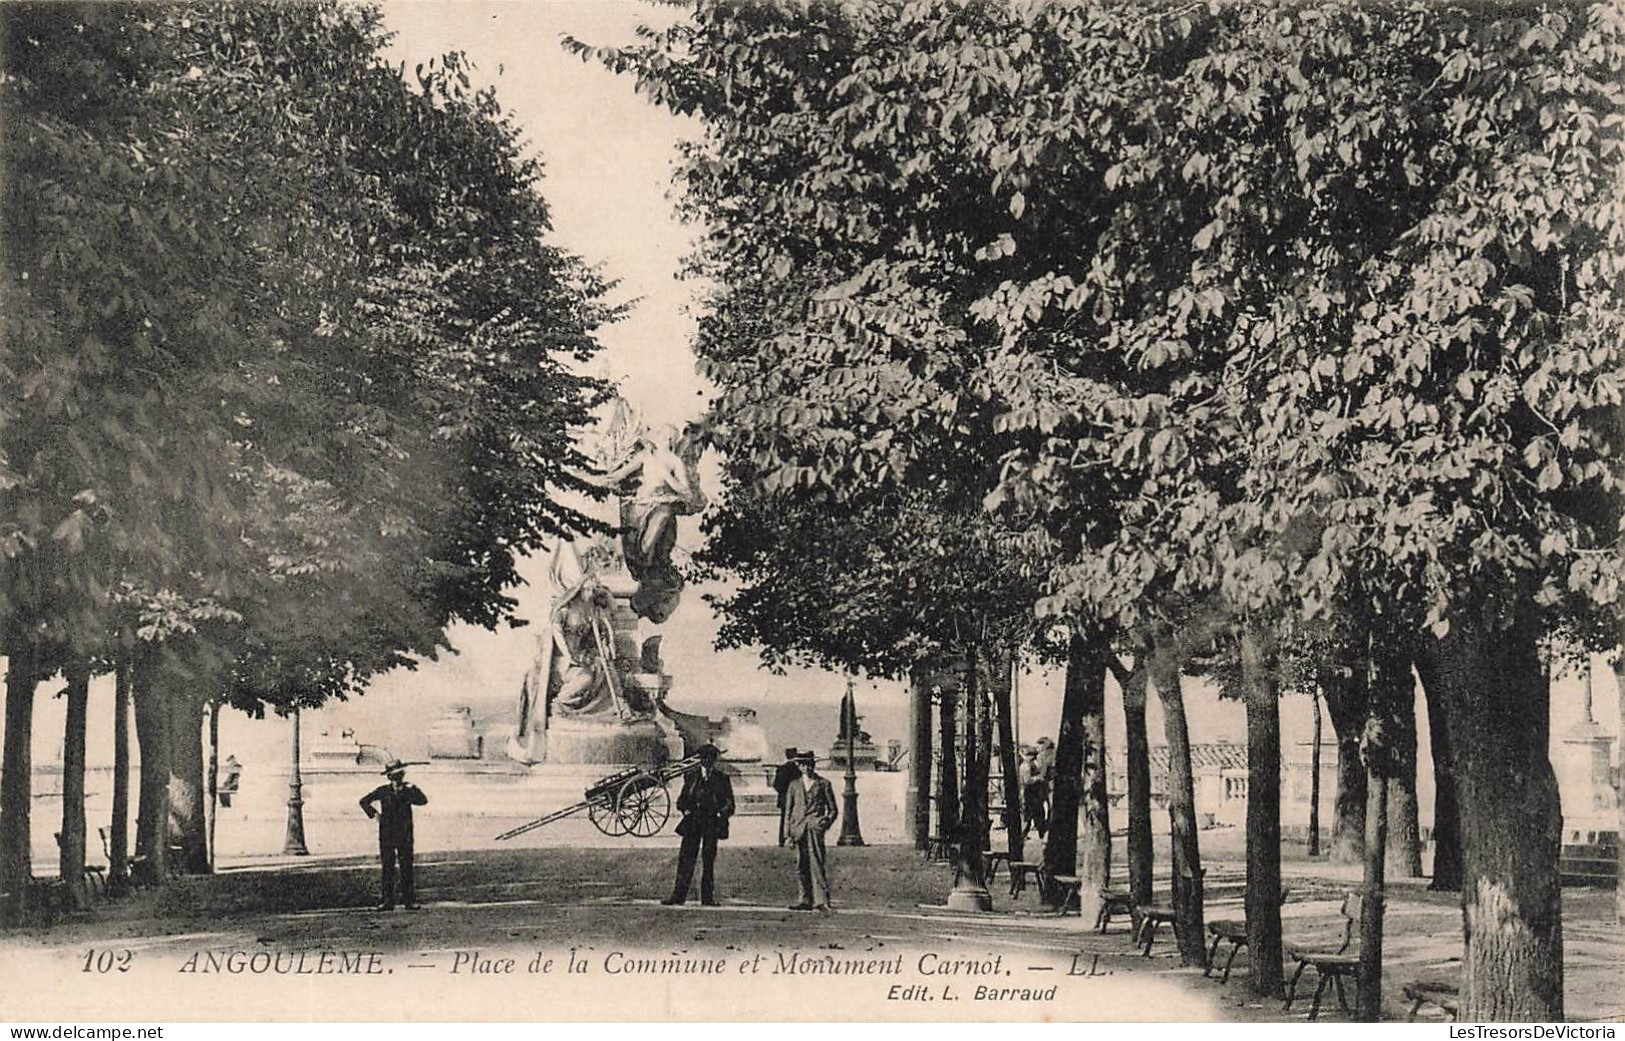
[1, 0, 1620, 1027]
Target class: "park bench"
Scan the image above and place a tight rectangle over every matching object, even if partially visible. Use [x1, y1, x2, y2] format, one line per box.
[1050, 874, 1084, 915]
[1403, 980, 1459, 1021]
[1007, 861, 1045, 899]
[98, 827, 147, 890]
[983, 850, 1011, 884]
[1094, 888, 1136, 934]
[1134, 903, 1177, 955]
[95, 828, 182, 887]
[925, 834, 953, 862]
[1204, 885, 1292, 984]
[1134, 867, 1204, 956]
[1283, 892, 1362, 1021]
[53, 833, 105, 902]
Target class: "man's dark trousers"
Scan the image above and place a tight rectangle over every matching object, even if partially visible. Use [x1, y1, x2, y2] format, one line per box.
[671, 830, 718, 904]
[381, 839, 415, 907]
[668, 764, 733, 904]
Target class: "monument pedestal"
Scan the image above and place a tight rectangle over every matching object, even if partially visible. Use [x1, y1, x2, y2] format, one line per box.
[543, 715, 669, 766]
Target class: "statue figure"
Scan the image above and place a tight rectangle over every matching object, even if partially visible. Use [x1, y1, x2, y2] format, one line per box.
[512, 540, 646, 759]
[509, 397, 708, 766]
[604, 423, 707, 623]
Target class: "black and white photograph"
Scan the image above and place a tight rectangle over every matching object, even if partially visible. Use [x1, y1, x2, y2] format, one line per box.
[0, 0, 1621, 1027]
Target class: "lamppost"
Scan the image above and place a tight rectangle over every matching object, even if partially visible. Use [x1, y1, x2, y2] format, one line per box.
[837, 676, 865, 847]
[282, 708, 309, 856]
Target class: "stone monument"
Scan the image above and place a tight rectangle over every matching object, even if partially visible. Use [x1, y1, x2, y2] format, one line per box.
[507, 398, 708, 766]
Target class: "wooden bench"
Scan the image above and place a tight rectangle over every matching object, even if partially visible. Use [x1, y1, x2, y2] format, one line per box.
[1205, 886, 1291, 983]
[983, 850, 1011, 884]
[1095, 888, 1136, 934]
[1134, 903, 1177, 955]
[1007, 861, 1045, 899]
[1404, 981, 1459, 1021]
[1284, 892, 1362, 1021]
[1050, 874, 1084, 915]
[54, 833, 105, 903]
[925, 834, 954, 862]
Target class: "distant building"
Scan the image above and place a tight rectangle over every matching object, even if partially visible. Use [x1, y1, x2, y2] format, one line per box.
[1105, 743, 1247, 828]
[1105, 741, 1339, 832]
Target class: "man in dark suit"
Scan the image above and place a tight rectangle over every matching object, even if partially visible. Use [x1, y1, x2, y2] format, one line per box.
[359, 760, 428, 911]
[771, 748, 801, 847]
[663, 744, 734, 906]
[783, 751, 839, 913]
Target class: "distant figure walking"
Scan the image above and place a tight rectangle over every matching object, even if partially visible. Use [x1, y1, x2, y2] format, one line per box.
[663, 744, 734, 906]
[783, 751, 839, 913]
[217, 755, 243, 809]
[1036, 736, 1056, 789]
[1018, 746, 1049, 839]
[772, 747, 801, 847]
[359, 759, 428, 911]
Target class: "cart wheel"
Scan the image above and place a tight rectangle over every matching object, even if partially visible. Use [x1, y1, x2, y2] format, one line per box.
[589, 795, 628, 837]
[617, 773, 672, 838]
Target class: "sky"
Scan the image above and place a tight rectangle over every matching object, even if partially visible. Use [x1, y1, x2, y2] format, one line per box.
[9, 2, 1621, 786]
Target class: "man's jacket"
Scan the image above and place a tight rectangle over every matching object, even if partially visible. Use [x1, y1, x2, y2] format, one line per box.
[360, 783, 427, 845]
[675, 767, 735, 839]
[783, 773, 839, 842]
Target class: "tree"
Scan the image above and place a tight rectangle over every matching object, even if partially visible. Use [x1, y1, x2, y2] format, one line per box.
[1417, 658, 1463, 891]
[1111, 652, 1155, 909]
[1308, 688, 1323, 858]
[1239, 624, 1285, 997]
[3, 1, 616, 897]
[1148, 636, 1208, 967]
[593, 4, 1622, 1016]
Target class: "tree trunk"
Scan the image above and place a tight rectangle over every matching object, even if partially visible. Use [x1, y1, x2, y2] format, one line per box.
[1415, 652, 1463, 890]
[1241, 624, 1284, 997]
[1122, 657, 1154, 908]
[1358, 753, 1389, 1021]
[1043, 633, 1101, 905]
[948, 651, 989, 909]
[167, 682, 209, 874]
[1078, 646, 1111, 924]
[107, 649, 132, 897]
[1308, 691, 1323, 858]
[1358, 641, 1409, 1021]
[1323, 663, 1369, 865]
[909, 670, 933, 852]
[1385, 675, 1423, 878]
[1616, 658, 1624, 925]
[133, 655, 170, 884]
[1149, 648, 1207, 966]
[1, 644, 37, 925]
[991, 655, 1023, 862]
[974, 656, 993, 854]
[1419, 606, 1564, 1021]
[206, 700, 220, 873]
[936, 667, 959, 844]
[59, 661, 91, 913]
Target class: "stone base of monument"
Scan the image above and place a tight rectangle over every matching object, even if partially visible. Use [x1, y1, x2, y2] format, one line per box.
[543, 715, 671, 766]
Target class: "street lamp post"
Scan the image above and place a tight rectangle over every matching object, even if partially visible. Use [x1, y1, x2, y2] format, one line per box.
[282, 708, 310, 856]
[837, 677, 865, 847]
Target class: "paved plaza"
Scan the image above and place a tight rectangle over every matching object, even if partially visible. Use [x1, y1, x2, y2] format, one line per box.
[4, 838, 1618, 1023]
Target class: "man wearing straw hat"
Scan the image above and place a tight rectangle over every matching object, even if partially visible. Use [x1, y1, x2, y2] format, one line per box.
[783, 751, 839, 913]
[359, 759, 429, 911]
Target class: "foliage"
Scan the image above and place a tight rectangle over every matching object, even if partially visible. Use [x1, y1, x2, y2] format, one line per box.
[587, 0, 1624, 659]
[1, 2, 615, 707]
[694, 488, 1047, 675]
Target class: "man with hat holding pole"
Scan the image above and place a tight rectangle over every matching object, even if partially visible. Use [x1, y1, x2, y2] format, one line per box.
[783, 750, 839, 913]
[359, 759, 429, 911]
[662, 743, 734, 906]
